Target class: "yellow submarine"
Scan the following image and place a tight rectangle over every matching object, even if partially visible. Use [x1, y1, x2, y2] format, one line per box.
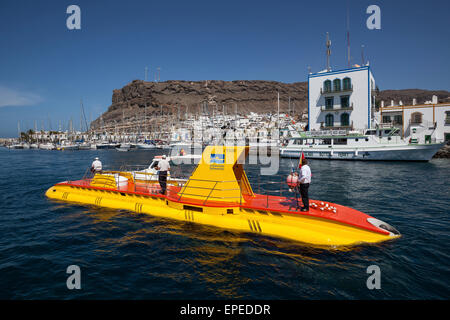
[45, 146, 400, 247]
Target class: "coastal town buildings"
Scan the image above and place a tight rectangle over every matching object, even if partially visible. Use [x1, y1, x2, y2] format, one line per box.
[377, 98, 450, 143]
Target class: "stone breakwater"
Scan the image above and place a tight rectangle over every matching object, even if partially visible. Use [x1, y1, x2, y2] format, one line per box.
[434, 143, 450, 158]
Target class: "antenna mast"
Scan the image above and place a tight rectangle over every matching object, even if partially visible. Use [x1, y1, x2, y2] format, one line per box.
[326, 32, 332, 72]
[361, 45, 365, 65]
[346, 0, 351, 67]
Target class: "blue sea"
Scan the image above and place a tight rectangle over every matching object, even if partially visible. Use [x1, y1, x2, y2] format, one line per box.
[0, 148, 449, 299]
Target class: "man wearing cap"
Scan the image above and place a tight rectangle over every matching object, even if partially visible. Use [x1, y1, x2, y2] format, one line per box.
[91, 157, 102, 174]
[156, 155, 170, 194]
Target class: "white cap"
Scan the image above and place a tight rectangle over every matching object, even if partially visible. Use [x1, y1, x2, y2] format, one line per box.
[95, 157, 99, 160]
[162, 155, 166, 159]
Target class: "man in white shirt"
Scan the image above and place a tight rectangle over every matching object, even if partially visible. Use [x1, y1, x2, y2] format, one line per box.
[91, 157, 102, 174]
[298, 159, 311, 212]
[156, 155, 170, 194]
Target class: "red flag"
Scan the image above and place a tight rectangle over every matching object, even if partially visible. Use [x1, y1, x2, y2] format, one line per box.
[298, 151, 305, 169]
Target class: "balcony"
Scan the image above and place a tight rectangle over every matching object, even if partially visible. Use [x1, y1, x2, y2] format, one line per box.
[320, 103, 354, 112]
[320, 85, 353, 95]
[320, 121, 354, 131]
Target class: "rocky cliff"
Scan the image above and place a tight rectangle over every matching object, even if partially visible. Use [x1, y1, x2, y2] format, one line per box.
[91, 80, 308, 129]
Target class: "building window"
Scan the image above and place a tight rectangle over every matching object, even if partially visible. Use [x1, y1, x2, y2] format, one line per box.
[394, 115, 403, 125]
[323, 80, 332, 93]
[325, 97, 334, 110]
[325, 114, 334, 127]
[446, 111, 450, 124]
[411, 112, 422, 124]
[341, 113, 350, 126]
[333, 79, 341, 92]
[382, 115, 391, 123]
[340, 96, 350, 108]
[343, 77, 351, 90]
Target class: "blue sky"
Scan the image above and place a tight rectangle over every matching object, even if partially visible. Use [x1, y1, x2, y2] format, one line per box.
[1, 0, 449, 137]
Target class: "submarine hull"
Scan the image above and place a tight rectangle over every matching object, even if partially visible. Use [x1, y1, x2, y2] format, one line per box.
[46, 183, 400, 247]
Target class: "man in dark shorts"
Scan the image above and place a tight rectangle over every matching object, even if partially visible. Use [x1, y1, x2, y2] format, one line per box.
[156, 155, 170, 194]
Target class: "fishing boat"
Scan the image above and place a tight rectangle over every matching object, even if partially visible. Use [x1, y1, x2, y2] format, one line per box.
[45, 146, 400, 247]
[281, 127, 444, 161]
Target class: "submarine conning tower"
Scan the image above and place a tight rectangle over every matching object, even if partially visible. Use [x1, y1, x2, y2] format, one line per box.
[177, 146, 254, 204]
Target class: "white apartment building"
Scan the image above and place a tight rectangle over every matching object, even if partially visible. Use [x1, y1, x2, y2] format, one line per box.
[308, 65, 376, 131]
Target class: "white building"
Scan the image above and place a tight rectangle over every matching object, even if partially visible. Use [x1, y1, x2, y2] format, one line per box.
[308, 65, 376, 131]
[377, 100, 450, 143]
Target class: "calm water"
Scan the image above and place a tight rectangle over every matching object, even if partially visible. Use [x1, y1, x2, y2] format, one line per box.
[0, 148, 449, 299]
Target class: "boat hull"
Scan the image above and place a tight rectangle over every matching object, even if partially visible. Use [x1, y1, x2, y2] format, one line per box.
[136, 144, 157, 150]
[45, 183, 399, 247]
[280, 143, 444, 161]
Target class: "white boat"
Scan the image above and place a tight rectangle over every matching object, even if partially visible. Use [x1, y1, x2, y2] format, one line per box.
[116, 143, 131, 152]
[280, 127, 444, 161]
[8, 144, 24, 149]
[95, 142, 119, 149]
[39, 143, 56, 150]
[169, 141, 193, 150]
[77, 143, 92, 150]
[57, 142, 79, 151]
[136, 142, 157, 150]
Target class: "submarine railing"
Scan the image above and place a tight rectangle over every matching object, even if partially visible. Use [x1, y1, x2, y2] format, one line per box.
[170, 177, 300, 210]
[77, 168, 301, 211]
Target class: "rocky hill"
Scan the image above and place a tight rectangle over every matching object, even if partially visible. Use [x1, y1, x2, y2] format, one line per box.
[91, 79, 449, 129]
[376, 89, 450, 106]
[91, 80, 308, 129]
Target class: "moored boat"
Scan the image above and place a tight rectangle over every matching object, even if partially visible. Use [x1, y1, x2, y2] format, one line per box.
[281, 127, 444, 161]
[39, 143, 56, 150]
[116, 143, 131, 152]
